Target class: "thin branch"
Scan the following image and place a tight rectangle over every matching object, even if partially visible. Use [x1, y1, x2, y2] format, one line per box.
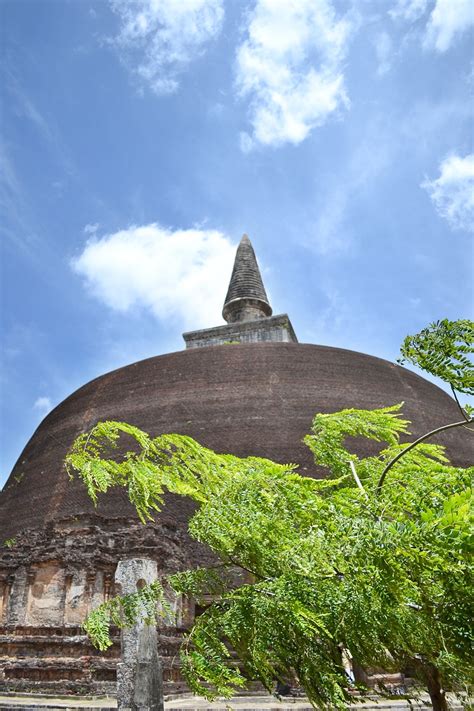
[348, 460, 368, 499]
[377, 418, 473, 493]
[450, 385, 470, 423]
[227, 556, 268, 582]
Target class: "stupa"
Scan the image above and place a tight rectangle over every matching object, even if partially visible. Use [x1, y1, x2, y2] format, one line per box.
[0, 235, 470, 695]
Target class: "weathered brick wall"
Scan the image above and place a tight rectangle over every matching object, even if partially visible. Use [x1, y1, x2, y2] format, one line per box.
[183, 313, 297, 348]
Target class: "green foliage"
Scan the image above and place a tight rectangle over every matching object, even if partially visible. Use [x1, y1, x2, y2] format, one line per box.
[399, 319, 474, 395]
[170, 567, 234, 602]
[72, 410, 473, 707]
[304, 404, 410, 479]
[3, 537, 16, 548]
[69, 319, 474, 709]
[83, 580, 169, 651]
[66, 421, 292, 524]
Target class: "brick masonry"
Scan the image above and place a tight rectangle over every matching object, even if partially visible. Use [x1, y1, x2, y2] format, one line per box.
[183, 314, 297, 348]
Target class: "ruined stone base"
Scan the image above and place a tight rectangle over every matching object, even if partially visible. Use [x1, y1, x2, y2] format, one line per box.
[0, 515, 436, 703]
[0, 514, 197, 698]
[0, 625, 190, 696]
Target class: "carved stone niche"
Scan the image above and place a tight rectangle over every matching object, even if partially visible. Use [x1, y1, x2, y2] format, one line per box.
[6, 567, 29, 625]
[90, 570, 106, 610]
[64, 569, 88, 625]
[26, 563, 65, 626]
[179, 595, 195, 629]
[0, 575, 13, 623]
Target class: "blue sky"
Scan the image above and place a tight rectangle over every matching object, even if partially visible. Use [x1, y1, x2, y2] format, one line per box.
[1, 0, 473, 486]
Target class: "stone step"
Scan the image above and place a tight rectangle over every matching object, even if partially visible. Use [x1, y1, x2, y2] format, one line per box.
[0, 629, 91, 639]
[0, 641, 120, 660]
[2, 658, 116, 682]
[0, 694, 467, 711]
[0, 678, 187, 697]
[0, 630, 182, 654]
[0, 692, 116, 710]
[0, 628, 184, 675]
[0, 704, 115, 711]
[0, 655, 187, 695]
[0, 708, 112, 710]
[0, 680, 116, 697]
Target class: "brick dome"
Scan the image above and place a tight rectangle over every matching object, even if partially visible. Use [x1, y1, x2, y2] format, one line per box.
[0, 342, 470, 543]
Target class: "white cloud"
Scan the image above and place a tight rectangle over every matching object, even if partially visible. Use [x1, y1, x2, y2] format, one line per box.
[71, 224, 237, 329]
[235, 0, 353, 149]
[108, 0, 224, 94]
[374, 31, 393, 76]
[424, 0, 474, 52]
[311, 189, 350, 255]
[0, 145, 40, 254]
[390, 0, 474, 52]
[389, 0, 429, 22]
[309, 118, 393, 254]
[33, 396, 53, 416]
[422, 153, 474, 232]
[84, 223, 99, 235]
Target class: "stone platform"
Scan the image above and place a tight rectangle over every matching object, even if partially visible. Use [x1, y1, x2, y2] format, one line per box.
[0, 694, 115, 710]
[0, 624, 190, 697]
[0, 693, 466, 711]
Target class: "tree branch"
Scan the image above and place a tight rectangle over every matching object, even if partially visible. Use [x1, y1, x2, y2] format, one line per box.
[376, 418, 473, 493]
[450, 385, 470, 423]
[227, 556, 268, 582]
[348, 460, 368, 499]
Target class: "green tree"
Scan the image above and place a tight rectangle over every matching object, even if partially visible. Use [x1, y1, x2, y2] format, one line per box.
[66, 319, 473, 711]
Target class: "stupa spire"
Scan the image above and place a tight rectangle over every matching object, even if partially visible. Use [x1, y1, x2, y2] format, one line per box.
[183, 232, 297, 348]
[222, 234, 272, 323]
